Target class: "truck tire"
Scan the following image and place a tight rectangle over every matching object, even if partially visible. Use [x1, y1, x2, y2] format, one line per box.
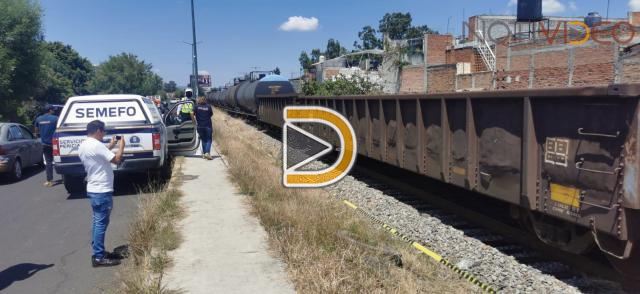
[63, 175, 85, 194]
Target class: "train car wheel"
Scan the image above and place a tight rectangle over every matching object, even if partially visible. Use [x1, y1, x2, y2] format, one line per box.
[527, 212, 594, 255]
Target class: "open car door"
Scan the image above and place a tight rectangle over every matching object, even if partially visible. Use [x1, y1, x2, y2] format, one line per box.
[164, 100, 200, 155]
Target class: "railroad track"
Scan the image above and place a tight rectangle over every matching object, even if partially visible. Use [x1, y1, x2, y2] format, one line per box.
[241, 117, 628, 293]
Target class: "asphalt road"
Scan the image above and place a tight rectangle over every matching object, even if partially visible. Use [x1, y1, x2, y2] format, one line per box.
[0, 165, 148, 294]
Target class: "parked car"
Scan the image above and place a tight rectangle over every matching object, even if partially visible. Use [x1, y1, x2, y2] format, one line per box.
[0, 123, 44, 180]
[53, 95, 199, 193]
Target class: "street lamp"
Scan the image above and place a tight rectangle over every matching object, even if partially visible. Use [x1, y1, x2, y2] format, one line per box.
[190, 0, 199, 98]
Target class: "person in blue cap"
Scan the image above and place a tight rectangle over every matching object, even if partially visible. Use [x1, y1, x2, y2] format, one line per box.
[34, 105, 59, 187]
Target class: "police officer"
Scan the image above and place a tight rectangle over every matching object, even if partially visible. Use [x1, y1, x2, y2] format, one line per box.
[178, 88, 194, 122]
[34, 105, 58, 187]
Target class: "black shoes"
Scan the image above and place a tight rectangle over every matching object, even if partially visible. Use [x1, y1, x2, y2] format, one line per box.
[91, 252, 123, 267]
[105, 251, 125, 260]
[91, 256, 121, 267]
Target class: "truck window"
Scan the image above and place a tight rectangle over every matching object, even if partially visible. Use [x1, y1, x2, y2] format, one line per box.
[142, 98, 162, 122]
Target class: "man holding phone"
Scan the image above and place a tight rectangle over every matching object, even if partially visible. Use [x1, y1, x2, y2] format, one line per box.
[78, 120, 125, 267]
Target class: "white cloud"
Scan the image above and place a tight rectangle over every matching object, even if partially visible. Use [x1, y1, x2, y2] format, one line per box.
[631, 0, 640, 11]
[568, 1, 577, 11]
[279, 16, 319, 32]
[507, 0, 517, 7]
[543, 0, 566, 15]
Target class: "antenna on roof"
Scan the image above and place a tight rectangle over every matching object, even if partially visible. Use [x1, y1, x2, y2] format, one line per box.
[462, 9, 466, 38]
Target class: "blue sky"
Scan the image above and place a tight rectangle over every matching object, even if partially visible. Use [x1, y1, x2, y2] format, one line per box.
[40, 0, 631, 87]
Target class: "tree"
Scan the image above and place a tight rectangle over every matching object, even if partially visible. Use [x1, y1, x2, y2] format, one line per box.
[164, 80, 177, 93]
[355, 25, 382, 50]
[405, 25, 438, 39]
[174, 88, 184, 99]
[377, 12, 438, 41]
[273, 67, 281, 75]
[89, 53, 162, 96]
[310, 48, 322, 63]
[379, 12, 413, 40]
[36, 41, 94, 104]
[0, 0, 44, 122]
[299, 51, 312, 70]
[325, 39, 346, 59]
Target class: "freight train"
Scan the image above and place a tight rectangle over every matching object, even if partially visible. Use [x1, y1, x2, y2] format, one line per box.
[208, 76, 640, 281]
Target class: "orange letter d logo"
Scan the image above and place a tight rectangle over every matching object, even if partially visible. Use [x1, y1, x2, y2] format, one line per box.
[283, 106, 357, 188]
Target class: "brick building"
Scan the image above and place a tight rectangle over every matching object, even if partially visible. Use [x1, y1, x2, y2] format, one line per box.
[397, 12, 640, 94]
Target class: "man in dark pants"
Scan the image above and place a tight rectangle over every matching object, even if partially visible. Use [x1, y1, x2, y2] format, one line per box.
[78, 120, 125, 267]
[34, 105, 58, 187]
[193, 96, 214, 159]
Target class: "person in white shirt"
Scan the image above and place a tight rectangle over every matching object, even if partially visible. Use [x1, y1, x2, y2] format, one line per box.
[78, 120, 125, 267]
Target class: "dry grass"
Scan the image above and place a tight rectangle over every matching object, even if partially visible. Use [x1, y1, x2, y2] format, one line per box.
[213, 110, 474, 293]
[115, 158, 185, 294]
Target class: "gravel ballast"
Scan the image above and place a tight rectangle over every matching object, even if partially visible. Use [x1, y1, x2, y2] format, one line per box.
[246, 121, 622, 294]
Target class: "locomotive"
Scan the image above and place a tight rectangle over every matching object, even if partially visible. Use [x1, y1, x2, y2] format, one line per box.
[209, 75, 640, 281]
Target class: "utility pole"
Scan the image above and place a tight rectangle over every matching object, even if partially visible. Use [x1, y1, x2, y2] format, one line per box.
[606, 0, 610, 20]
[190, 0, 199, 98]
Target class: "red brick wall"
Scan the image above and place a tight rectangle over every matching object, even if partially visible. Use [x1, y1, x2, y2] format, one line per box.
[467, 16, 478, 41]
[534, 51, 569, 69]
[496, 70, 530, 90]
[574, 45, 614, 66]
[427, 65, 456, 94]
[399, 66, 425, 94]
[426, 31, 630, 94]
[572, 45, 615, 87]
[534, 67, 569, 88]
[572, 64, 615, 87]
[474, 72, 494, 89]
[622, 62, 640, 83]
[621, 52, 640, 83]
[446, 47, 474, 64]
[457, 74, 473, 89]
[425, 34, 453, 66]
[510, 55, 531, 71]
[495, 42, 510, 70]
[630, 12, 640, 26]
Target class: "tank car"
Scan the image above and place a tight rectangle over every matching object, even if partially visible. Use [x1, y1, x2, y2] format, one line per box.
[207, 71, 296, 116]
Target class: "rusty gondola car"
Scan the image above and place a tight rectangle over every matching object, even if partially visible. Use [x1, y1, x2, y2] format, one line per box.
[211, 78, 640, 278]
[256, 84, 640, 279]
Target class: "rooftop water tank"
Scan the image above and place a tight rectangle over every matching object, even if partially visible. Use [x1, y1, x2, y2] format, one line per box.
[585, 12, 602, 27]
[517, 0, 543, 22]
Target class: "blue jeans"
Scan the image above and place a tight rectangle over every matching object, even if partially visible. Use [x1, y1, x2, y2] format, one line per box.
[197, 127, 212, 154]
[87, 192, 113, 259]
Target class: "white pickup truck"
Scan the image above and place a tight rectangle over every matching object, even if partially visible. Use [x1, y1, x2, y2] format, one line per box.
[53, 94, 199, 193]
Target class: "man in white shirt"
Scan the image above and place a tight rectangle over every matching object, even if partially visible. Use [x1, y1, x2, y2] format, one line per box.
[78, 120, 125, 267]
